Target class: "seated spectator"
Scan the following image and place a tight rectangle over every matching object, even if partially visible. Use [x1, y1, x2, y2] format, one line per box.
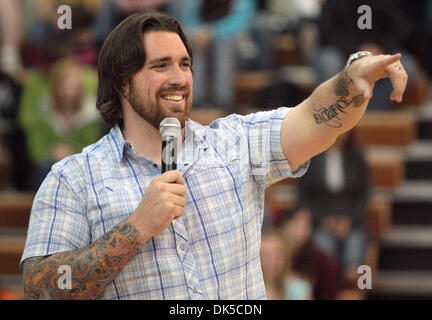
[19, 58, 103, 189]
[280, 205, 341, 299]
[297, 130, 370, 284]
[261, 228, 313, 300]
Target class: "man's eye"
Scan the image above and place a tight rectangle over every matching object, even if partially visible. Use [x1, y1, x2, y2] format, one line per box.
[152, 64, 166, 69]
[182, 63, 191, 68]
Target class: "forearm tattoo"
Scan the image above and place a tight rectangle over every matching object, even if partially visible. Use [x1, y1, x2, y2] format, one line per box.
[312, 75, 366, 128]
[23, 221, 142, 300]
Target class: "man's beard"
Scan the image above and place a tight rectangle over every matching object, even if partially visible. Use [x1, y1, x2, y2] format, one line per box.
[128, 82, 191, 130]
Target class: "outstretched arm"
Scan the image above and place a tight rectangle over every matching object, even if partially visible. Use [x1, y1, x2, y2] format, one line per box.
[281, 53, 408, 170]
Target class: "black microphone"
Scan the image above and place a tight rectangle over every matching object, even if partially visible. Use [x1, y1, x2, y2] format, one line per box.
[159, 117, 181, 173]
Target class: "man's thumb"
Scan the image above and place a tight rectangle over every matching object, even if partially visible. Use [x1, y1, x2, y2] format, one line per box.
[354, 78, 372, 100]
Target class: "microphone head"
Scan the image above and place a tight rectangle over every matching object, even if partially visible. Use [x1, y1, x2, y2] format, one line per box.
[160, 117, 181, 137]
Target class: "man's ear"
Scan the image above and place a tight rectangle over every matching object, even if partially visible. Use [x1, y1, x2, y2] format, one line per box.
[121, 78, 130, 100]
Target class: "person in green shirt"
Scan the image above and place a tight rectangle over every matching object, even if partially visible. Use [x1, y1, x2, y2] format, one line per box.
[19, 58, 104, 189]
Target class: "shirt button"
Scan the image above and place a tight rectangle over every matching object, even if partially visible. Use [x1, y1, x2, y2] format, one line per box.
[179, 243, 186, 251]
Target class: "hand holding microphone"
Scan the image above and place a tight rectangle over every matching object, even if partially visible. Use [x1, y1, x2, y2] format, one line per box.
[128, 118, 186, 243]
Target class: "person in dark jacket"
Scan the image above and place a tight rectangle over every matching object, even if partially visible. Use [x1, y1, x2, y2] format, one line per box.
[297, 130, 370, 280]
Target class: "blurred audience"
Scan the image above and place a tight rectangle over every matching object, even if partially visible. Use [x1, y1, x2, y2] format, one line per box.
[94, 0, 169, 47]
[0, 0, 23, 82]
[261, 228, 313, 300]
[19, 58, 103, 189]
[253, 0, 322, 69]
[313, 0, 421, 110]
[172, 0, 256, 110]
[0, 0, 33, 190]
[297, 131, 370, 285]
[280, 205, 341, 299]
[24, 1, 101, 69]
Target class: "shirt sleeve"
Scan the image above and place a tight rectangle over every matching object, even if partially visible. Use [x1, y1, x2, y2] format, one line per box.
[209, 107, 309, 188]
[239, 107, 309, 187]
[20, 157, 90, 270]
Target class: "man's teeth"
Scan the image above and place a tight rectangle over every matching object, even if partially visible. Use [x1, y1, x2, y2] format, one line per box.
[162, 95, 183, 101]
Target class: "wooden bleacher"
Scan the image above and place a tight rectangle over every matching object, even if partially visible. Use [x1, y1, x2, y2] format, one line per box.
[0, 237, 26, 274]
[0, 192, 34, 279]
[234, 71, 273, 107]
[354, 110, 417, 146]
[0, 192, 34, 229]
[365, 148, 405, 189]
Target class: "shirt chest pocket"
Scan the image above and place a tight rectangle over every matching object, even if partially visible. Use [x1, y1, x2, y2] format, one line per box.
[88, 179, 143, 239]
[184, 152, 251, 238]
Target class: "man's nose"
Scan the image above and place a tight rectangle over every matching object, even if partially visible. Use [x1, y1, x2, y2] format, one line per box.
[168, 65, 187, 86]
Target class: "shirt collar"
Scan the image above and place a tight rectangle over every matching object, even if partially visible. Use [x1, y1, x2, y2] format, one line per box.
[108, 125, 130, 162]
[108, 120, 209, 165]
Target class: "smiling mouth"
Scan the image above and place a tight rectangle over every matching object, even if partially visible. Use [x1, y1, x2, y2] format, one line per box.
[161, 94, 185, 102]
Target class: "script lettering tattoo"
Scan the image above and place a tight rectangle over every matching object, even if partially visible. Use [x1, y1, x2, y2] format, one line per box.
[312, 97, 350, 128]
[313, 74, 367, 128]
[23, 221, 142, 300]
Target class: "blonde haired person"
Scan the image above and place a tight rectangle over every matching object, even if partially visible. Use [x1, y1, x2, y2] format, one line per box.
[19, 57, 103, 189]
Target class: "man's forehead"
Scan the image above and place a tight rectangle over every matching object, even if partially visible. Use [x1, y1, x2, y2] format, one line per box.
[143, 31, 190, 61]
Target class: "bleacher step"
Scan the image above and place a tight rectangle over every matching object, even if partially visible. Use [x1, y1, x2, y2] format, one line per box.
[381, 226, 432, 248]
[418, 120, 432, 140]
[405, 140, 432, 180]
[370, 271, 432, 299]
[0, 192, 34, 229]
[0, 236, 26, 274]
[392, 181, 432, 225]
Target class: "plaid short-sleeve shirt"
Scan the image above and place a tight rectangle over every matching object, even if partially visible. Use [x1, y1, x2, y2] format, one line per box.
[21, 107, 309, 299]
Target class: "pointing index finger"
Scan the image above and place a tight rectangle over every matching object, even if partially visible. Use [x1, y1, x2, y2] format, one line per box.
[373, 53, 402, 69]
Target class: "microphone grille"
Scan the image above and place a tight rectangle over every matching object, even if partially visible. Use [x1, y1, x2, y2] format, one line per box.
[160, 117, 181, 136]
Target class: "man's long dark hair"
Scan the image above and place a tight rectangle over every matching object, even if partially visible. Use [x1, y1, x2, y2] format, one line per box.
[96, 12, 193, 127]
